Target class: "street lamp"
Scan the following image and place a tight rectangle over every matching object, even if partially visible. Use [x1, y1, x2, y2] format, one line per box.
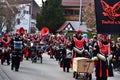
[42, 0, 47, 7]
[79, 0, 82, 29]
[43, 0, 47, 2]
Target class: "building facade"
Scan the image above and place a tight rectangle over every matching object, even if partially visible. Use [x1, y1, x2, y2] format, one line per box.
[0, 0, 41, 33]
[15, 0, 41, 33]
[58, 0, 91, 32]
[62, 0, 91, 21]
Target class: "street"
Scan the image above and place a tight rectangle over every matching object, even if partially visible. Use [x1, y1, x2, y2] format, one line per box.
[0, 54, 120, 80]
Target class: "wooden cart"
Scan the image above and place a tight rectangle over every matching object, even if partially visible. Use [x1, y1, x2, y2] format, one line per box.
[72, 57, 94, 80]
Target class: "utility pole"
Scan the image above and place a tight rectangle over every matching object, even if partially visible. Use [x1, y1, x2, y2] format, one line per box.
[79, 0, 82, 29]
[29, 0, 33, 33]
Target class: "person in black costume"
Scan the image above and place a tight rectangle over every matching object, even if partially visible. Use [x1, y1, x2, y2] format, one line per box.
[92, 34, 114, 80]
[10, 32, 24, 71]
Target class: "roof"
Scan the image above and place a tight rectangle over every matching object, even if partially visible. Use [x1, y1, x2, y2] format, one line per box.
[68, 21, 88, 32]
[57, 22, 75, 32]
[62, 0, 91, 7]
[7, 0, 41, 19]
[57, 22, 68, 32]
[32, 0, 41, 19]
[58, 21, 90, 32]
[7, 0, 31, 4]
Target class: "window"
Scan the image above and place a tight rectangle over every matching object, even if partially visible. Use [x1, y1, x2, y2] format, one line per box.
[17, 18, 20, 24]
[74, 10, 79, 15]
[65, 10, 79, 15]
[23, 10, 29, 14]
[65, 10, 73, 15]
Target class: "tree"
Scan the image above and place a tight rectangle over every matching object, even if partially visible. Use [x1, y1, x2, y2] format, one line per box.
[0, 0, 19, 33]
[36, 0, 65, 33]
[82, 0, 96, 32]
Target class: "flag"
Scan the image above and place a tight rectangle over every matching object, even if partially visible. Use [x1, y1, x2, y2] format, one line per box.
[94, 0, 120, 34]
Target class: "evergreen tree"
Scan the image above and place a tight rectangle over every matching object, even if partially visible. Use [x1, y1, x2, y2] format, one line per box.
[36, 0, 65, 33]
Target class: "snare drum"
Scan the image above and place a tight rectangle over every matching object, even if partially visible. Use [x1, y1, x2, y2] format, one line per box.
[14, 41, 23, 49]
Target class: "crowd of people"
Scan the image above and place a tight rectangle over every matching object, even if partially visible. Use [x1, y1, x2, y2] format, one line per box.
[0, 29, 120, 80]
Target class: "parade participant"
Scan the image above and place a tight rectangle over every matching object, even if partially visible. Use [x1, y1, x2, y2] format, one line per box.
[49, 34, 55, 58]
[60, 35, 73, 72]
[60, 45, 67, 72]
[1, 33, 11, 65]
[23, 33, 31, 60]
[55, 33, 67, 61]
[36, 41, 44, 63]
[0, 35, 3, 59]
[10, 32, 24, 71]
[91, 35, 98, 47]
[63, 45, 73, 72]
[114, 43, 120, 71]
[82, 33, 89, 47]
[92, 36, 99, 57]
[30, 41, 37, 63]
[112, 38, 120, 69]
[71, 30, 90, 78]
[92, 34, 114, 80]
[71, 30, 88, 58]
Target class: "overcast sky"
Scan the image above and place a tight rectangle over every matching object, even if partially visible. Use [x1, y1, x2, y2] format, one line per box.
[35, 0, 42, 7]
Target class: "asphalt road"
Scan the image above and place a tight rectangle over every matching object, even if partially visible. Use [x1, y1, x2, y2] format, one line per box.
[0, 54, 120, 80]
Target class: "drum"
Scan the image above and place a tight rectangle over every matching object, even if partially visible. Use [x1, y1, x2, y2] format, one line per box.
[66, 49, 73, 59]
[14, 41, 23, 49]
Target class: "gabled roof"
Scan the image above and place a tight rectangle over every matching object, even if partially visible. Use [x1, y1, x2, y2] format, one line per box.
[67, 21, 90, 32]
[58, 21, 90, 32]
[62, 0, 91, 7]
[7, 0, 31, 4]
[57, 22, 75, 32]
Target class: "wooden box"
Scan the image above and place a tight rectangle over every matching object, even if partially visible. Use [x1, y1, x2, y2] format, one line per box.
[73, 57, 94, 73]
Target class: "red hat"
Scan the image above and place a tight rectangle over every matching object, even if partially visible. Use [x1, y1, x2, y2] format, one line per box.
[4, 33, 8, 37]
[103, 34, 108, 39]
[76, 30, 82, 34]
[19, 27, 25, 34]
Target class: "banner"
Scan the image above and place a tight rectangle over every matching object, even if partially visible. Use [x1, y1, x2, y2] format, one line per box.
[94, 0, 120, 34]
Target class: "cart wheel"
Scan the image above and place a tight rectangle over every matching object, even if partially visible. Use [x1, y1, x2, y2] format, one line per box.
[84, 77, 87, 80]
[88, 74, 92, 80]
[73, 72, 75, 78]
[85, 73, 92, 80]
[75, 72, 78, 79]
[73, 72, 77, 78]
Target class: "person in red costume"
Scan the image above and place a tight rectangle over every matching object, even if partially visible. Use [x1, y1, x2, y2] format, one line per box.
[1, 33, 11, 65]
[49, 34, 55, 59]
[71, 30, 88, 57]
[92, 34, 114, 80]
[0, 35, 3, 59]
[71, 30, 90, 79]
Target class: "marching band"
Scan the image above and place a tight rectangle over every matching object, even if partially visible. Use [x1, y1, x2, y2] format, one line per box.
[0, 28, 119, 80]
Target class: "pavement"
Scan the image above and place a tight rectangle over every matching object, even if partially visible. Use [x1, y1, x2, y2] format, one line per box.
[0, 54, 120, 80]
[0, 65, 10, 80]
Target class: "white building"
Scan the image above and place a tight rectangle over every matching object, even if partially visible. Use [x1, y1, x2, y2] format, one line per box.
[14, 0, 41, 33]
[1, 0, 41, 34]
[15, 4, 32, 33]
